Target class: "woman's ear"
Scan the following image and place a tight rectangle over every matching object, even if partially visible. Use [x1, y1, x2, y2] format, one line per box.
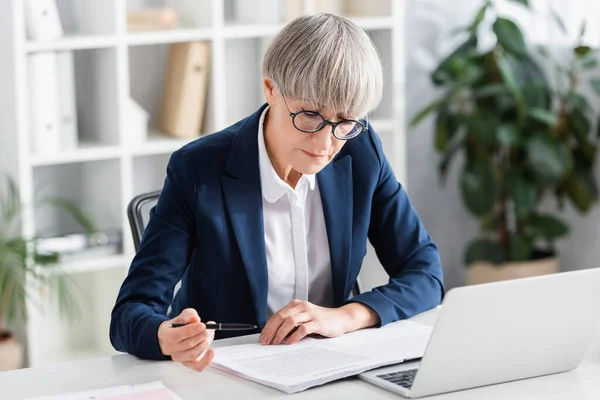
[263, 78, 277, 105]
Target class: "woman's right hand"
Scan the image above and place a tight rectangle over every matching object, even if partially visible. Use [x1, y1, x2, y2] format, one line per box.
[157, 308, 215, 371]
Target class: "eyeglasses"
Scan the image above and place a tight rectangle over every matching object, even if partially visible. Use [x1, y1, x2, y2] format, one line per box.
[282, 96, 367, 140]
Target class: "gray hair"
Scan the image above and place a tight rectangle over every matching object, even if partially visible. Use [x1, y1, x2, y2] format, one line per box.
[262, 13, 383, 119]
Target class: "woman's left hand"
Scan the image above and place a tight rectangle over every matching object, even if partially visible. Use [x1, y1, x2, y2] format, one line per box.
[259, 299, 379, 345]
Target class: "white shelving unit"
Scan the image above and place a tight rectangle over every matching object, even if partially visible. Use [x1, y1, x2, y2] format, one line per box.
[0, 0, 405, 368]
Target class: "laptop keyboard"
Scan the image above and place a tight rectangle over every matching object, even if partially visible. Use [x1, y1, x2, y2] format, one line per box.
[376, 368, 418, 389]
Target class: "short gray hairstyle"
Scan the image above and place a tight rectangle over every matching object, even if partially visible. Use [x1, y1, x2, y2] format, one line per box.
[263, 13, 383, 119]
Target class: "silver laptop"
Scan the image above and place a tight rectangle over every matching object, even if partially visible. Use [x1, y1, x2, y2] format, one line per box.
[359, 268, 600, 398]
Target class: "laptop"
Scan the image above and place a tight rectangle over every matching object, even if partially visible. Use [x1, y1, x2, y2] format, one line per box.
[359, 268, 600, 398]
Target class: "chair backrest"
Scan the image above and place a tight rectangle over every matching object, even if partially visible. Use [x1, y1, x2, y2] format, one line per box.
[127, 190, 161, 251]
[126, 190, 362, 296]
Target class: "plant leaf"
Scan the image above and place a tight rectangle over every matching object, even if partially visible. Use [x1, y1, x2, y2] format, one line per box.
[550, 8, 567, 34]
[493, 18, 527, 56]
[591, 79, 600, 96]
[497, 124, 519, 146]
[37, 197, 96, 234]
[434, 108, 460, 152]
[508, 0, 529, 6]
[528, 214, 569, 241]
[460, 158, 497, 217]
[566, 168, 599, 213]
[575, 45, 592, 56]
[526, 134, 570, 184]
[569, 107, 591, 143]
[464, 111, 499, 146]
[509, 234, 533, 261]
[527, 108, 558, 126]
[469, 4, 488, 33]
[473, 83, 507, 98]
[410, 97, 445, 127]
[581, 58, 598, 70]
[507, 173, 537, 220]
[432, 36, 478, 85]
[496, 52, 524, 107]
[465, 239, 505, 265]
[438, 133, 465, 184]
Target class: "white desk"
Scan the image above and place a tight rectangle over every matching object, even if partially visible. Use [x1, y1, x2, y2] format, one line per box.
[2, 308, 600, 400]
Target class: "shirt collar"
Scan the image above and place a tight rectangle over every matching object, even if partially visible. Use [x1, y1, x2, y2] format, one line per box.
[258, 105, 316, 204]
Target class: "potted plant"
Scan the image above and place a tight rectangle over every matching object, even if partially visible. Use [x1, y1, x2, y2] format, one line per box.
[0, 175, 95, 370]
[411, 0, 600, 284]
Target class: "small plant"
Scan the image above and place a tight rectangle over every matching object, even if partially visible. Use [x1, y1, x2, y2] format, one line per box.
[0, 175, 95, 334]
[411, 0, 600, 265]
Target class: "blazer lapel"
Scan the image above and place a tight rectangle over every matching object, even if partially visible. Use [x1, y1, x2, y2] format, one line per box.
[317, 155, 353, 305]
[221, 105, 269, 328]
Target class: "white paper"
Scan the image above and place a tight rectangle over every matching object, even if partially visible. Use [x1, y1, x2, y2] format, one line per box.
[25, 381, 182, 400]
[212, 320, 433, 393]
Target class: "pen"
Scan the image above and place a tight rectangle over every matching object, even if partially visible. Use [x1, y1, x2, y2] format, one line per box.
[171, 322, 258, 331]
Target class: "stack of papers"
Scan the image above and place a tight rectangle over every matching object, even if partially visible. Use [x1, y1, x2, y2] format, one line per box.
[25, 381, 181, 400]
[211, 320, 433, 393]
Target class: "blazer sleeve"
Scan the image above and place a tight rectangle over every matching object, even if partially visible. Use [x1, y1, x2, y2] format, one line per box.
[110, 149, 196, 360]
[348, 128, 445, 326]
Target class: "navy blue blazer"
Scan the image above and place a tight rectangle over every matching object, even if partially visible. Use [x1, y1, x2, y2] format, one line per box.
[110, 104, 445, 360]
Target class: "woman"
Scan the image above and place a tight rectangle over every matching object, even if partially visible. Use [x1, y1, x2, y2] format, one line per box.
[110, 13, 444, 372]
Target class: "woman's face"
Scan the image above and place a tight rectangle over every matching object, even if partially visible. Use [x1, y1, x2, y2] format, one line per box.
[263, 79, 348, 175]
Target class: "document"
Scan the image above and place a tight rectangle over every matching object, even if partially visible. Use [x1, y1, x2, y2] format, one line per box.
[211, 320, 432, 393]
[25, 381, 182, 400]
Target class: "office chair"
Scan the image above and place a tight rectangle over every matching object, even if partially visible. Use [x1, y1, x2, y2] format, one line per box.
[127, 191, 362, 296]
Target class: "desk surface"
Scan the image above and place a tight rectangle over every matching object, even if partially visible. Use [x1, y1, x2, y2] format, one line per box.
[2, 308, 600, 400]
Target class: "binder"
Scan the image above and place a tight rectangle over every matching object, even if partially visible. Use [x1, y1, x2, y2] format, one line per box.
[24, 0, 64, 41]
[28, 52, 61, 155]
[159, 42, 211, 138]
[56, 51, 79, 151]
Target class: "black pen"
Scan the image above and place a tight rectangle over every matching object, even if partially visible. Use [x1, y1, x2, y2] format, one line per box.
[171, 322, 258, 331]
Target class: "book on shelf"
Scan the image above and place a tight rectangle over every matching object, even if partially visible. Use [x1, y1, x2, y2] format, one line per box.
[57, 51, 78, 151]
[24, 0, 63, 41]
[127, 97, 150, 143]
[234, 0, 283, 24]
[158, 42, 211, 139]
[35, 229, 123, 257]
[28, 52, 61, 155]
[127, 8, 179, 32]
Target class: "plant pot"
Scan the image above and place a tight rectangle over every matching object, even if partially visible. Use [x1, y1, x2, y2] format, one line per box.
[0, 331, 24, 371]
[467, 252, 559, 285]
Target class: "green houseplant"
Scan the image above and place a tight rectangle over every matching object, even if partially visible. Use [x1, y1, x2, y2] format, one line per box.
[411, 0, 600, 283]
[0, 175, 95, 370]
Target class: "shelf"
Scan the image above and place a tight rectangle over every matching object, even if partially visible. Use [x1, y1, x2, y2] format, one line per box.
[59, 254, 130, 275]
[222, 23, 284, 38]
[348, 16, 394, 30]
[26, 34, 119, 53]
[31, 143, 122, 166]
[126, 28, 213, 46]
[132, 131, 199, 156]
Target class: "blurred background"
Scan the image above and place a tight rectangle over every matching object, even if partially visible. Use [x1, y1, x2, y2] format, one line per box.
[1, 0, 599, 372]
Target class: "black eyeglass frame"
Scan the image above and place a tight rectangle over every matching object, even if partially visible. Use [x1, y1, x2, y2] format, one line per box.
[281, 95, 368, 140]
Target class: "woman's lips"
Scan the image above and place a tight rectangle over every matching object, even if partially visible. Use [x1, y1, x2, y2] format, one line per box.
[302, 150, 329, 159]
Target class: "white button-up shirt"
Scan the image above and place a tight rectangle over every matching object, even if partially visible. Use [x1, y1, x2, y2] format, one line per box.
[258, 106, 335, 318]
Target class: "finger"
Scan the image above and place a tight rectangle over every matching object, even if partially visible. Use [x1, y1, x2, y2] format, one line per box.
[183, 349, 215, 372]
[172, 308, 201, 325]
[273, 312, 312, 345]
[170, 322, 206, 343]
[286, 322, 317, 345]
[172, 336, 212, 362]
[261, 300, 309, 345]
[169, 330, 210, 354]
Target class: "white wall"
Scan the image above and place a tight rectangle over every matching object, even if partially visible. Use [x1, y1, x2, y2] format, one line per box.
[404, 0, 600, 289]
